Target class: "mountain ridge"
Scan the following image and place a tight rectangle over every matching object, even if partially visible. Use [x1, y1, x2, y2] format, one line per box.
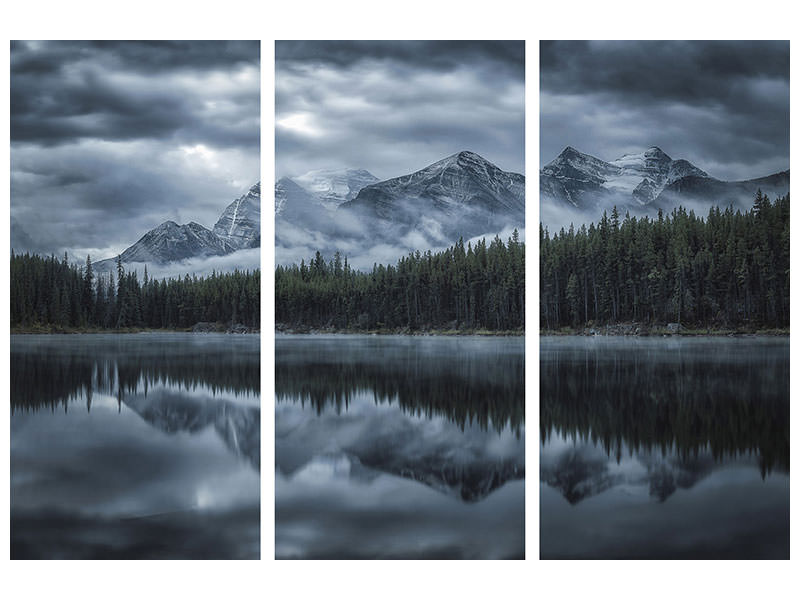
[276, 150, 525, 268]
[540, 145, 789, 228]
[94, 182, 260, 272]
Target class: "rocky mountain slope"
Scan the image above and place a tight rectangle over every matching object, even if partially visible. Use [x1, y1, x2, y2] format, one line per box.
[275, 151, 525, 268]
[540, 145, 789, 228]
[340, 150, 524, 239]
[213, 182, 261, 250]
[94, 183, 260, 272]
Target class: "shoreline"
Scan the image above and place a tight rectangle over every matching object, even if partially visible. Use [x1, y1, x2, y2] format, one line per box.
[11, 327, 260, 335]
[540, 324, 789, 337]
[276, 326, 524, 337]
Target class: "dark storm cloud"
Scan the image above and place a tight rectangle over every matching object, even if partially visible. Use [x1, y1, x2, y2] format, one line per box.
[11, 41, 259, 147]
[275, 40, 525, 180]
[276, 40, 524, 76]
[11, 40, 258, 75]
[540, 41, 789, 180]
[10, 41, 260, 259]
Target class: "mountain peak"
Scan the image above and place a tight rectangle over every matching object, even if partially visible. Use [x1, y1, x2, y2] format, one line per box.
[548, 146, 605, 168]
[156, 220, 180, 229]
[614, 146, 672, 164]
[556, 146, 586, 159]
[431, 150, 490, 169]
[213, 183, 261, 250]
[644, 146, 671, 161]
[454, 150, 484, 161]
[342, 150, 524, 237]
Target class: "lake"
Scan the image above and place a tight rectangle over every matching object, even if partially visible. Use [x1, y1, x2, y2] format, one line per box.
[275, 334, 525, 559]
[540, 336, 789, 559]
[10, 333, 260, 559]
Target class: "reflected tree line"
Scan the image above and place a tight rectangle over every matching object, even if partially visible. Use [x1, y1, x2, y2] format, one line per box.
[276, 355, 524, 435]
[540, 346, 789, 475]
[11, 348, 260, 413]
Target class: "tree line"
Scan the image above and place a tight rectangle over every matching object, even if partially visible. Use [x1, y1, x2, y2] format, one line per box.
[275, 231, 525, 331]
[10, 252, 260, 330]
[540, 192, 789, 330]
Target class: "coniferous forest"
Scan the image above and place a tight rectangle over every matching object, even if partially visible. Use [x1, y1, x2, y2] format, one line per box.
[540, 192, 789, 330]
[10, 253, 260, 331]
[276, 231, 525, 332]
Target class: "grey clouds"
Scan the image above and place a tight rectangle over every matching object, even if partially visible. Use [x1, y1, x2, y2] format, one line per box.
[11, 40, 260, 261]
[276, 40, 525, 180]
[540, 41, 789, 180]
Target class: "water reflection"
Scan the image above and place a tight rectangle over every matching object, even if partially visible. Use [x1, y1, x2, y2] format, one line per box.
[540, 336, 789, 559]
[276, 334, 525, 559]
[276, 334, 524, 435]
[10, 333, 260, 560]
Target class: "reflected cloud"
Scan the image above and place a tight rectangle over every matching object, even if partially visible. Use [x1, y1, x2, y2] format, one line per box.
[10, 333, 260, 559]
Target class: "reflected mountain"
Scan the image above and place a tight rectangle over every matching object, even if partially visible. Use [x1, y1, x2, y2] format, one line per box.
[346, 424, 523, 502]
[540, 338, 789, 477]
[11, 336, 260, 468]
[540, 444, 716, 504]
[276, 335, 524, 503]
[123, 389, 259, 468]
[286, 448, 523, 503]
[541, 447, 621, 504]
[278, 414, 524, 503]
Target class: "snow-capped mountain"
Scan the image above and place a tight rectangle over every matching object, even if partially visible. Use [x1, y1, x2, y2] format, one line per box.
[213, 182, 261, 250]
[607, 147, 708, 204]
[275, 151, 525, 268]
[540, 146, 789, 229]
[274, 168, 378, 221]
[292, 168, 379, 209]
[343, 151, 524, 229]
[94, 183, 260, 272]
[94, 221, 235, 271]
[541, 146, 708, 211]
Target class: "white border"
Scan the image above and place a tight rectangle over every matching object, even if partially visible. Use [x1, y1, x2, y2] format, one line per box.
[1, 1, 797, 598]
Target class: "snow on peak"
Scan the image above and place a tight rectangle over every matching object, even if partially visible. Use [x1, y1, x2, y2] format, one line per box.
[292, 167, 378, 208]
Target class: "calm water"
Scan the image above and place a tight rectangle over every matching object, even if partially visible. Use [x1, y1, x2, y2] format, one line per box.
[275, 334, 525, 559]
[540, 336, 789, 559]
[10, 333, 260, 559]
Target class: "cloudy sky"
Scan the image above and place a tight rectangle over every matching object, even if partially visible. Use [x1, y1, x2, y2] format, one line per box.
[11, 40, 260, 261]
[540, 41, 789, 181]
[276, 41, 525, 181]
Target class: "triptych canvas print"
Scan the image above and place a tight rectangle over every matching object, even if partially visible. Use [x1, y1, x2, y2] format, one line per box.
[7, 39, 789, 561]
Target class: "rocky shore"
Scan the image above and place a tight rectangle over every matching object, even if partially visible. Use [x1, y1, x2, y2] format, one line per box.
[542, 322, 789, 337]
